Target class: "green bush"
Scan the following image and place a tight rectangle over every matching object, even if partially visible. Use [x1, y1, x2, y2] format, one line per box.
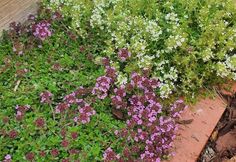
[45, 0, 236, 99]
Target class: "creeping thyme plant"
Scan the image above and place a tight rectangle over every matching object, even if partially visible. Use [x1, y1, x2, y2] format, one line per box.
[1, 0, 236, 161]
[45, 0, 236, 99]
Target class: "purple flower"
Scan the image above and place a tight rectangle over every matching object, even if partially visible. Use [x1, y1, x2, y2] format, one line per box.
[15, 105, 30, 121]
[92, 76, 112, 99]
[75, 104, 96, 124]
[32, 20, 52, 40]
[103, 147, 120, 161]
[105, 66, 117, 81]
[40, 90, 53, 104]
[118, 48, 131, 62]
[4, 154, 11, 162]
[63, 92, 78, 104]
[55, 103, 70, 114]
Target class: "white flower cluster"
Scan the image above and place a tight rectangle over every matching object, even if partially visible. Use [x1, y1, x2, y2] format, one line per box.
[226, 55, 236, 71]
[215, 55, 236, 80]
[159, 82, 174, 98]
[116, 72, 128, 86]
[137, 55, 155, 69]
[90, 1, 108, 30]
[215, 62, 230, 78]
[166, 34, 185, 51]
[165, 12, 179, 23]
[202, 48, 214, 62]
[44, 0, 236, 97]
[145, 20, 162, 41]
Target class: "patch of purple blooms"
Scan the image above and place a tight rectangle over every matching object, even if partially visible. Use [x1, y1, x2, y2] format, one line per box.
[40, 90, 53, 104]
[3, 154, 11, 162]
[32, 20, 52, 40]
[74, 104, 96, 124]
[118, 48, 131, 62]
[92, 65, 117, 100]
[94, 58, 187, 161]
[92, 76, 113, 100]
[103, 147, 120, 162]
[111, 85, 127, 109]
[15, 105, 30, 121]
[63, 92, 79, 104]
[52, 87, 96, 125]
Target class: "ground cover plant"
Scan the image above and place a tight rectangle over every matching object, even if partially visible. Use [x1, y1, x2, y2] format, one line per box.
[45, 0, 236, 100]
[0, 4, 186, 162]
[1, 0, 236, 161]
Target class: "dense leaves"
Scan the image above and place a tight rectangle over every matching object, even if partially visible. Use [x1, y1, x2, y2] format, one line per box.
[45, 0, 236, 100]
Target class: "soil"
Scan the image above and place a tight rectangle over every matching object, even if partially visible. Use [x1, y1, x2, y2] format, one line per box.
[198, 92, 236, 162]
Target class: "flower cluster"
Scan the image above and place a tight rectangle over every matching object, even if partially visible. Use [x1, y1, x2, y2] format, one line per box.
[3, 154, 11, 162]
[45, 0, 236, 97]
[35, 117, 45, 128]
[55, 102, 70, 114]
[103, 147, 120, 162]
[15, 105, 30, 121]
[92, 76, 112, 99]
[92, 65, 118, 100]
[113, 73, 185, 161]
[74, 104, 96, 124]
[32, 20, 52, 40]
[54, 87, 96, 125]
[111, 85, 127, 109]
[25, 152, 35, 161]
[40, 90, 53, 104]
[93, 65, 186, 160]
[63, 92, 79, 104]
[8, 130, 18, 139]
[215, 55, 236, 80]
[117, 48, 131, 62]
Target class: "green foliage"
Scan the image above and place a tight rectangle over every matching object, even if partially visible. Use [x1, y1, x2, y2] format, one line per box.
[44, 0, 236, 99]
[0, 8, 124, 161]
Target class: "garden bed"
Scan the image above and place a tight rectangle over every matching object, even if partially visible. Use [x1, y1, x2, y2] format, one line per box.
[1, 1, 236, 162]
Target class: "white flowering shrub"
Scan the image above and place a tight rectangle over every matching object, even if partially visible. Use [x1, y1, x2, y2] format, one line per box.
[44, 0, 236, 99]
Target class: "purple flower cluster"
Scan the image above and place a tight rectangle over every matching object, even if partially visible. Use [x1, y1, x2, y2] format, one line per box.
[103, 147, 120, 162]
[92, 65, 117, 99]
[131, 72, 160, 91]
[111, 85, 127, 109]
[93, 67, 186, 161]
[118, 96, 185, 161]
[55, 87, 89, 114]
[55, 102, 70, 114]
[170, 99, 187, 119]
[40, 90, 53, 104]
[92, 76, 113, 99]
[32, 20, 52, 40]
[15, 105, 30, 121]
[74, 104, 96, 124]
[63, 92, 79, 104]
[118, 48, 131, 62]
[3, 154, 11, 162]
[53, 87, 96, 125]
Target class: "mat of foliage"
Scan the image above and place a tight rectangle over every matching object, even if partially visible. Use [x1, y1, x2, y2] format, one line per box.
[0, 5, 188, 162]
[44, 0, 236, 101]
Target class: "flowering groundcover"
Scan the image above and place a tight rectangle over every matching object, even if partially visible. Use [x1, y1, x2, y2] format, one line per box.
[0, 0, 236, 162]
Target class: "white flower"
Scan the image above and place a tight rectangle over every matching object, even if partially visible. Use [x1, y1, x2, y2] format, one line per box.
[159, 83, 173, 98]
[226, 55, 236, 71]
[137, 55, 155, 69]
[116, 72, 128, 86]
[202, 48, 214, 62]
[215, 62, 230, 77]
